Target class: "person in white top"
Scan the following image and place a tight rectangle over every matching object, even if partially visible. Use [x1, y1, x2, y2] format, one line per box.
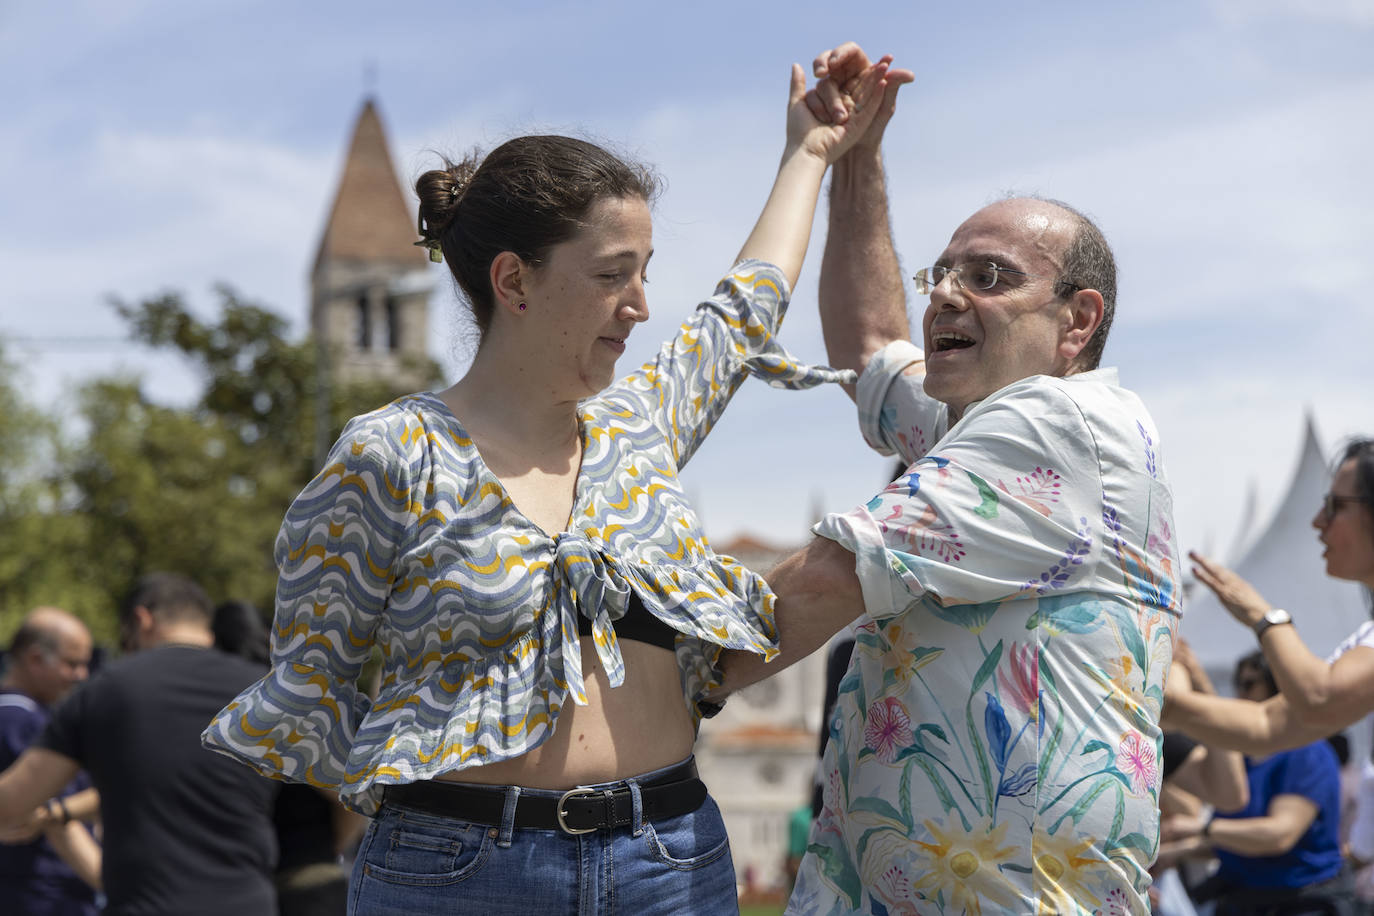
[1165, 438, 1374, 752]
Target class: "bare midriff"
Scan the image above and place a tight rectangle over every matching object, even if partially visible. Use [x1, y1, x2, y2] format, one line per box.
[434, 637, 696, 789]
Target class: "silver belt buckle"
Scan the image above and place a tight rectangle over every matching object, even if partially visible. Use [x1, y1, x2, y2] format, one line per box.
[557, 787, 599, 835]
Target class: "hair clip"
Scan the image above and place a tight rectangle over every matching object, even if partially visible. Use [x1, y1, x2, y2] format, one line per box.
[414, 210, 443, 262]
[413, 238, 443, 263]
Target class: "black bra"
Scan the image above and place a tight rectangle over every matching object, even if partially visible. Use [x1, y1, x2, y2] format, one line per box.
[577, 592, 678, 651]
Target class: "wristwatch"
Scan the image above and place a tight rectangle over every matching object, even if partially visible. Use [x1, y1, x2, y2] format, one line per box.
[1252, 607, 1293, 639]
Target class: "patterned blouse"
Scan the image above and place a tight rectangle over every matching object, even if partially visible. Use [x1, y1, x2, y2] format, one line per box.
[790, 341, 1181, 916]
[202, 260, 853, 815]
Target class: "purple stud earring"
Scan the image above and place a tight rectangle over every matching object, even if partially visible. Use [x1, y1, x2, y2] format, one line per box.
[518, 302, 527, 311]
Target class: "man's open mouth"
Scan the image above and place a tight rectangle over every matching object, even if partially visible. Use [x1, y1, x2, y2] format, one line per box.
[931, 330, 975, 353]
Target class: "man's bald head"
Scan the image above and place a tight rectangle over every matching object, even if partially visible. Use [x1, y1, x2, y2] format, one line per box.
[4, 606, 93, 706]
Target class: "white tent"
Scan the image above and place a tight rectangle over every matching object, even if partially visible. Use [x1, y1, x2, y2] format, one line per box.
[1180, 413, 1373, 761]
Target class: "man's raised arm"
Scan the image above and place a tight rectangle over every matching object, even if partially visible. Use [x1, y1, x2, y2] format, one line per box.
[812, 43, 915, 398]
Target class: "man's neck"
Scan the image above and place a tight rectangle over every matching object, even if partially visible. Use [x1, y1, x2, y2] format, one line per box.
[143, 622, 214, 650]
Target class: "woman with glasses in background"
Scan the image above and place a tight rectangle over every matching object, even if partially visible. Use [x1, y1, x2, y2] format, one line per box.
[1165, 438, 1374, 753]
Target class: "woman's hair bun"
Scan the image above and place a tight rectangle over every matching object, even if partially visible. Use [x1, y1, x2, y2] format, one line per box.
[415, 155, 479, 241]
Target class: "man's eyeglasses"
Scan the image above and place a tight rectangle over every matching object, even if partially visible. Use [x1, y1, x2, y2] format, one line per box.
[1321, 491, 1373, 522]
[913, 261, 1080, 296]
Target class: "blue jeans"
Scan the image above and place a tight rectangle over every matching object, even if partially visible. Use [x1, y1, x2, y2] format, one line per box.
[347, 759, 738, 915]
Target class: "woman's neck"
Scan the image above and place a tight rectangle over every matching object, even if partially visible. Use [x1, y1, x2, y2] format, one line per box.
[443, 349, 581, 452]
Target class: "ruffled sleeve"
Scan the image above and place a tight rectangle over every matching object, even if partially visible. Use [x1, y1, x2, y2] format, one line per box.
[615, 258, 855, 469]
[625, 552, 780, 720]
[202, 413, 412, 791]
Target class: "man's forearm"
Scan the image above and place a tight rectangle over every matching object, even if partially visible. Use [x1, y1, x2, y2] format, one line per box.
[60, 786, 99, 824]
[819, 146, 910, 387]
[1197, 746, 1249, 813]
[1206, 808, 1312, 857]
[717, 536, 865, 694]
[0, 748, 80, 825]
[46, 821, 101, 890]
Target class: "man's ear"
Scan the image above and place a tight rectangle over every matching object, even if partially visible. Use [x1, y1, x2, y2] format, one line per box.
[132, 605, 155, 635]
[489, 251, 532, 318]
[1059, 288, 1104, 369]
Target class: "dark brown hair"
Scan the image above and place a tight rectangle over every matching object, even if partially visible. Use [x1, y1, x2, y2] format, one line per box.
[1342, 438, 1374, 506]
[415, 136, 660, 336]
[119, 572, 213, 625]
[1233, 650, 1277, 699]
[1348, 439, 1374, 616]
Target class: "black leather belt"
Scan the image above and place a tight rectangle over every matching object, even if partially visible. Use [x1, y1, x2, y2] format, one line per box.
[383, 759, 707, 835]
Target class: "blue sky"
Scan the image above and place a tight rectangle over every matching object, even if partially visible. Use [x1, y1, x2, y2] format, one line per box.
[2, 0, 1372, 561]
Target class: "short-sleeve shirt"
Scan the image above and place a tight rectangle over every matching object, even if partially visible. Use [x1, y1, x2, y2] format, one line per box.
[202, 261, 854, 814]
[790, 341, 1180, 916]
[1328, 621, 1374, 660]
[1214, 741, 1344, 889]
[38, 646, 279, 916]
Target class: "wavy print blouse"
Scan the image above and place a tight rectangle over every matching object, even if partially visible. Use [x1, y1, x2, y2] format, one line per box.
[202, 260, 854, 814]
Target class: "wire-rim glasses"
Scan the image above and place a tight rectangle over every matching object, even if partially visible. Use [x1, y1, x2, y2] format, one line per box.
[1321, 491, 1373, 521]
[914, 261, 1079, 296]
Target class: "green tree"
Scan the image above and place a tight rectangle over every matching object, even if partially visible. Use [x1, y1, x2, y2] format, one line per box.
[0, 287, 441, 646]
[0, 342, 108, 639]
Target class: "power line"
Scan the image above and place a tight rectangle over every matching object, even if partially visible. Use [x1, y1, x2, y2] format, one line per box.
[2, 336, 139, 350]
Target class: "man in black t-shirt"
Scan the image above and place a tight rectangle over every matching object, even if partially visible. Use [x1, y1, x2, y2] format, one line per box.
[0, 573, 279, 916]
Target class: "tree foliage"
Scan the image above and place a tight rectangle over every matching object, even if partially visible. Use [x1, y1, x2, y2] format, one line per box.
[0, 288, 442, 646]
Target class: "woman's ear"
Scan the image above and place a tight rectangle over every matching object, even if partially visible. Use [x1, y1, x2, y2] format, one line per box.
[489, 251, 531, 317]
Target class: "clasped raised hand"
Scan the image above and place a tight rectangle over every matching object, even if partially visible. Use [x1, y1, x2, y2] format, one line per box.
[804, 42, 915, 153]
[786, 44, 910, 165]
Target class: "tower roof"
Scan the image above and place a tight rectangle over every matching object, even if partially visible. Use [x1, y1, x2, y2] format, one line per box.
[312, 98, 426, 275]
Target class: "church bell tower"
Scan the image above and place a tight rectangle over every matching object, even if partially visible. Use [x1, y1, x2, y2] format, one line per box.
[310, 98, 432, 389]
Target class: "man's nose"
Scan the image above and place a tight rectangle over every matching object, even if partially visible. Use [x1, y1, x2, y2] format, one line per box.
[930, 275, 968, 311]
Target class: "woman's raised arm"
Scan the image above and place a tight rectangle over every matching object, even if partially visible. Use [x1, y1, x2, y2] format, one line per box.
[734, 58, 893, 288]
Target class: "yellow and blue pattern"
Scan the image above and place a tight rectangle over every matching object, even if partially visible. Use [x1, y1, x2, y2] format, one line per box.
[202, 260, 854, 814]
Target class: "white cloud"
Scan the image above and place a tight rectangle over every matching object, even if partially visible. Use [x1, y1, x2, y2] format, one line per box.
[5, 125, 330, 331]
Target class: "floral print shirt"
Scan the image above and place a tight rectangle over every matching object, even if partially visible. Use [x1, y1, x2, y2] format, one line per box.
[790, 341, 1180, 916]
[201, 260, 853, 815]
